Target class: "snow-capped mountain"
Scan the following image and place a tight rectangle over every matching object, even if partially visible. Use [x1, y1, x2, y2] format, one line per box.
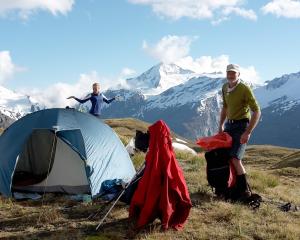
[126, 62, 198, 95]
[101, 69, 300, 148]
[145, 76, 225, 109]
[255, 72, 300, 112]
[102, 75, 257, 139]
[250, 72, 300, 147]
[0, 86, 42, 128]
[1, 62, 300, 148]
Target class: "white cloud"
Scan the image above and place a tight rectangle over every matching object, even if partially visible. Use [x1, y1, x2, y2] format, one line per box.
[261, 0, 300, 18]
[20, 71, 101, 108]
[176, 55, 230, 74]
[143, 35, 262, 84]
[211, 16, 230, 25]
[0, 0, 74, 19]
[222, 7, 257, 21]
[19, 68, 134, 108]
[128, 0, 257, 22]
[176, 56, 261, 84]
[239, 66, 261, 85]
[121, 67, 136, 77]
[143, 35, 195, 63]
[0, 51, 24, 84]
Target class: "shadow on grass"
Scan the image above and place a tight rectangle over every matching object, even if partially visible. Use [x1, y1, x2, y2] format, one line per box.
[2, 225, 96, 240]
[190, 190, 213, 207]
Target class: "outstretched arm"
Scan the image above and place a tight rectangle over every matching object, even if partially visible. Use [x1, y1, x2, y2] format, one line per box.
[102, 94, 116, 104]
[67, 95, 91, 104]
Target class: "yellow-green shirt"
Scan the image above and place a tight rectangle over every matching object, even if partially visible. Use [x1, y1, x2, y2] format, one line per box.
[222, 81, 260, 120]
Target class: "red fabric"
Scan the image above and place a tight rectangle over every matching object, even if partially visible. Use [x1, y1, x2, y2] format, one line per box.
[196, 132, 232, 151]
[228, 161, 237, 188]
[129, 120, 192, 230]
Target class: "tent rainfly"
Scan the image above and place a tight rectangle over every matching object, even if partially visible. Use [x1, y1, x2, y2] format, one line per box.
[0, 108, 135, 198]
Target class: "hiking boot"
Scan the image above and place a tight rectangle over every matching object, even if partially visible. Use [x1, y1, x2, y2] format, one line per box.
[236, 174, 252, 201]
[215, 188, 226, 199]
[238, 189, 252, 202]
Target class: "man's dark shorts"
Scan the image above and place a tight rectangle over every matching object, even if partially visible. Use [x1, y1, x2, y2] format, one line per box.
[224, 120, 248, 161]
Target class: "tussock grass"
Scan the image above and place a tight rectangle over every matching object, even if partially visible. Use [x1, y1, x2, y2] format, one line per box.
[176, 150, 205, 174]
[274, 151, 300, 169]
[248, 169, 280, 193]
[1, 144, 300, 239]
[175, 150, 195, 160]
[105, 118, 201, 153]
[243, 145, 299, 169]
[105, 118, 150, 139]
[272, 167, 300, 178]
[131, 151, 146, 169]
[119, 135, 131, 146]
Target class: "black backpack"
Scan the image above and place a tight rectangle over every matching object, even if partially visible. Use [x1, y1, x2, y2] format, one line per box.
[205, 148, 262, 208]
[205, 148, 232, 196]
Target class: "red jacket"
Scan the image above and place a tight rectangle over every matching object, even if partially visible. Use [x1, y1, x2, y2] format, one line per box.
[129, 120, 192, 230]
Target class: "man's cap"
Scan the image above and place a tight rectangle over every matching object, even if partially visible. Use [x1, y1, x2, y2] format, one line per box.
[226, 64, 240, 73]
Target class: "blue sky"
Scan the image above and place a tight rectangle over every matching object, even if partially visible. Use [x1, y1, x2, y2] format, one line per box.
[1, 0, 300, 94]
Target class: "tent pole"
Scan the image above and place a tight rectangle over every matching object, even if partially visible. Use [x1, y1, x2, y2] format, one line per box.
[37, 131, 57, 223]
[94, 162, 145, 230]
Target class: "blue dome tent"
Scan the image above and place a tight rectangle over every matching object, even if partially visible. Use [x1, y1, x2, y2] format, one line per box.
[0, 108, 135, 198]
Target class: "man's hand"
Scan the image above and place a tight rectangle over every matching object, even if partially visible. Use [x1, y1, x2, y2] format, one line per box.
[240, 110, 261, 144]
[218, 107, 227, 134]
[67, 96, 75, 99]
[115, 95, 124, 101]
[240, 131, 251, 144]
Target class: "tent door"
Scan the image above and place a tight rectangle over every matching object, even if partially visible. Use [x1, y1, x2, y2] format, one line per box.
[12, 129, 90, 194]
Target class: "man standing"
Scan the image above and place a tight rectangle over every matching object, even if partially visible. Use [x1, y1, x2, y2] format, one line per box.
[219, 64, 261, 199]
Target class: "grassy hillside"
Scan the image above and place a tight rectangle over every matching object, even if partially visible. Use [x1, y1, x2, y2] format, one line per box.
[0, 119, 299, 239]
[105, 118, 201, 152]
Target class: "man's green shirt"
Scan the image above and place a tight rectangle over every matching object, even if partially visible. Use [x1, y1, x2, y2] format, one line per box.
[222, 81, 260, 120]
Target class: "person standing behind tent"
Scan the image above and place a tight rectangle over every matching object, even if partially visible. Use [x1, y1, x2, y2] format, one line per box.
[218, 64, 261, 199]
[67, 83, 118, 118]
